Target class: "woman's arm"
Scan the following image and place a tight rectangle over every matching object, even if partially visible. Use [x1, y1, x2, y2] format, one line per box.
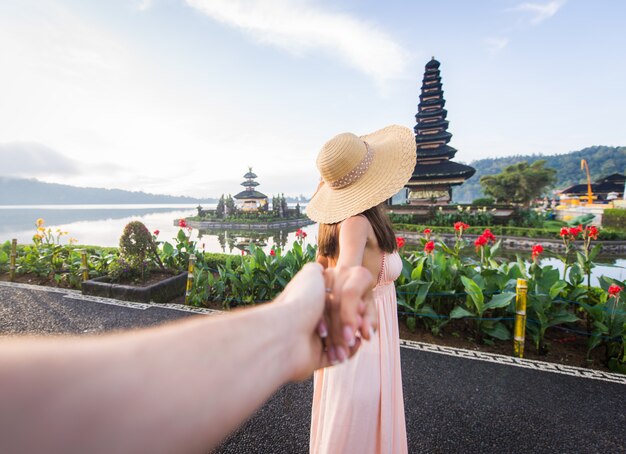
[335, 216, 370, 268]
[322, 216, 376, 358]
[0, 263, 375, 454]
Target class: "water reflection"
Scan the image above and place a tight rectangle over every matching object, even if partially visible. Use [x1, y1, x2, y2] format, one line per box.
[198, 228, 300, 254]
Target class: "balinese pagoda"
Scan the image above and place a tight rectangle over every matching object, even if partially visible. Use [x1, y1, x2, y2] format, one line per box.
[406, 57, 476, 204]
[234, 167, 268, 211]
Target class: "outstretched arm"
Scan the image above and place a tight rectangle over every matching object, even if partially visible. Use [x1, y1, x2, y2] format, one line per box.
[0, 263, 375, 454]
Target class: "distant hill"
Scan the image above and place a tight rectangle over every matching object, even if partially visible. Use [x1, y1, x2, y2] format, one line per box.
[453, 145, 626, 203]
[0, 177, 218, 205]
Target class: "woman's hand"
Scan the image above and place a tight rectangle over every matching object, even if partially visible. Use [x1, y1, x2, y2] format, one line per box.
[276, 263, 377, 381]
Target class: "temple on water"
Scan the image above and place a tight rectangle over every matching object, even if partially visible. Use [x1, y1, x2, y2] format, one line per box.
[405, 57, 476, 204]
[234, 167, 268, 211]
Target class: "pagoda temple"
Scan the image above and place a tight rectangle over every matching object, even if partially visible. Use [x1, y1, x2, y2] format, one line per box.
[234, 167, 268, 211]
[406, 57, 476, 204]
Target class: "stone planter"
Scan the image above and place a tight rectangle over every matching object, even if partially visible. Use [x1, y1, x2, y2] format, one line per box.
[82, 272, 188, 304]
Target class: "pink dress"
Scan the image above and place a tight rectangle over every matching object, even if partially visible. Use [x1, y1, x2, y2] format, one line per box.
[310, 251, 408, 454]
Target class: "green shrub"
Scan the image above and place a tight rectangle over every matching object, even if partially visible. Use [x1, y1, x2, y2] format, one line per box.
[510, 209, 547, 228]
[114, 221, 159, 281]
[603, 209, 626, 231]
[200, 252, 231, 271]
[472, 197, 495, 206]
[108, 256, 137, 282]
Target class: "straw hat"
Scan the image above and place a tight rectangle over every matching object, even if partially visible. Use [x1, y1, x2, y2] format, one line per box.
[306, 125, 416, 224]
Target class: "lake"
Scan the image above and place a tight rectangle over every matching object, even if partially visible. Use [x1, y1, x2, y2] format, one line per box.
[0, 204, 623, 285]
[0, 204, 318, 254]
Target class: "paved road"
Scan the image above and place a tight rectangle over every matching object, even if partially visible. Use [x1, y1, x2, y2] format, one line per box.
[1, 284, 625, 453]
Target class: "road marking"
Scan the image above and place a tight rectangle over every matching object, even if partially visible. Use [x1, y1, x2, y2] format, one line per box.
[401, 340, 626, 385]
[0, 281, 219, 314]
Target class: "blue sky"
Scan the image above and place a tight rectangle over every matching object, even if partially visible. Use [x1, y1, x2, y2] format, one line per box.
[1, 0, 624, 197]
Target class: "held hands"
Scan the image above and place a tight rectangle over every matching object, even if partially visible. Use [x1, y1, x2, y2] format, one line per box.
[275, 263, 377, 381]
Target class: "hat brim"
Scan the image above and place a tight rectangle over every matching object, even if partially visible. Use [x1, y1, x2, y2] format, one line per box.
[306, 125, 416, 224]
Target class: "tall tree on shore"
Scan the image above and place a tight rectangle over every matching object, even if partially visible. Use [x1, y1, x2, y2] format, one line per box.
[479, 160, 557, 206]
[216, 194, 225, 217]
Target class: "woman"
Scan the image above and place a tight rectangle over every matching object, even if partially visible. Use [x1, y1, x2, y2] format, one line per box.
[307, 125, 416, 453]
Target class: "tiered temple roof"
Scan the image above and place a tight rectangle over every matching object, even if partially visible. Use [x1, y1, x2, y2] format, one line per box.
[234, 167, 268, 200]
[406, 57, 475, 204]
[560, 173, 625, 201]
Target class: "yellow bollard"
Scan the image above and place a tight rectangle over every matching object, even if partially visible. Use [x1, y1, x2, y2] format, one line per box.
[80, 250, 89, 281]
[9, 239, 17, 282]
[514, 278, 528, 358]
[185, 254, 196, 305]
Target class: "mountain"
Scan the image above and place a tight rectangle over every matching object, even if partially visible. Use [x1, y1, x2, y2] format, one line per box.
[453, 145, 626, 203]
[0, 177, 218, 205]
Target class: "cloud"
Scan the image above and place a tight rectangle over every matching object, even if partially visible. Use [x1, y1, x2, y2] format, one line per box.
[485, 37, 509, 55]
[184, 0, 410, 82]
[0, 142, 128, 183]
[511, 0, 566, 25]
[130, 0, 153, 11]
[0, 142, 79, 178]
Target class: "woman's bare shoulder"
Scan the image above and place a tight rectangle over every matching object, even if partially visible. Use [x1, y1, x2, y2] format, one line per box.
[341, 215, 371, 232]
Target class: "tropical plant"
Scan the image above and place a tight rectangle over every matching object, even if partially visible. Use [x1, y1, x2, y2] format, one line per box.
[582, 278, 626, 372]
[159, 220, 198, 272]
[187, 242, 317, 308]
[525, 261, 578, 353]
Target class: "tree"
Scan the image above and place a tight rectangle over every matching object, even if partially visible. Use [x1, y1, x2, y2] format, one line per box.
[479, 160, 557, 206]
[216, 194, 225, 218]
[225, 194, 236, 215]
[280, 193, 288, 218]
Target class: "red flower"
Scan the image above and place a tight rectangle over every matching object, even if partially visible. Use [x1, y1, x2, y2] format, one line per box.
[560, 227, 569, 237]
[482, 228, 496, 243]
[241, 250, 245, 256]
[531, 244, 544, 261]
[424, 240, 435, 254]
[423, 228, 432, 235]
[586, 225, 599, 240]
[568, 226, 581, 237]
[454, 221, 470, 231]
[295, 228, 307, 240]
[396, 237, 405, 249]
[153, 229, 160, 236]
[608, 284, 623, 297]
[269, 249, 276, 256]
[474, 235, 488, 248]
[178, 219, 188, 228]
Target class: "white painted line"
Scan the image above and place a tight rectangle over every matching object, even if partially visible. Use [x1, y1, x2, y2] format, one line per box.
[0, 281, 221, 314]
[401, 339, 626, 385]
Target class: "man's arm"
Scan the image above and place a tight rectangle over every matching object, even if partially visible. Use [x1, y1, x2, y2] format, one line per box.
[0, 263, 374, 454]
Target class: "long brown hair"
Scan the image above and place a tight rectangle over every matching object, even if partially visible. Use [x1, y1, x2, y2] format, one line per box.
[317, 204, 396, 260]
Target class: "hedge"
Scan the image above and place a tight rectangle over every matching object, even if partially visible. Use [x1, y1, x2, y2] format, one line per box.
[603, 209, 626, 231]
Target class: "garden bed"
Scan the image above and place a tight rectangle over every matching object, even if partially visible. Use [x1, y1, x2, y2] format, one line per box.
[397, 316, 607, 371]
[0, 273, 614, 373]
[192, 298, 611, 373]
[82, 271, 187, 304]
[0, 272, 76, 289]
